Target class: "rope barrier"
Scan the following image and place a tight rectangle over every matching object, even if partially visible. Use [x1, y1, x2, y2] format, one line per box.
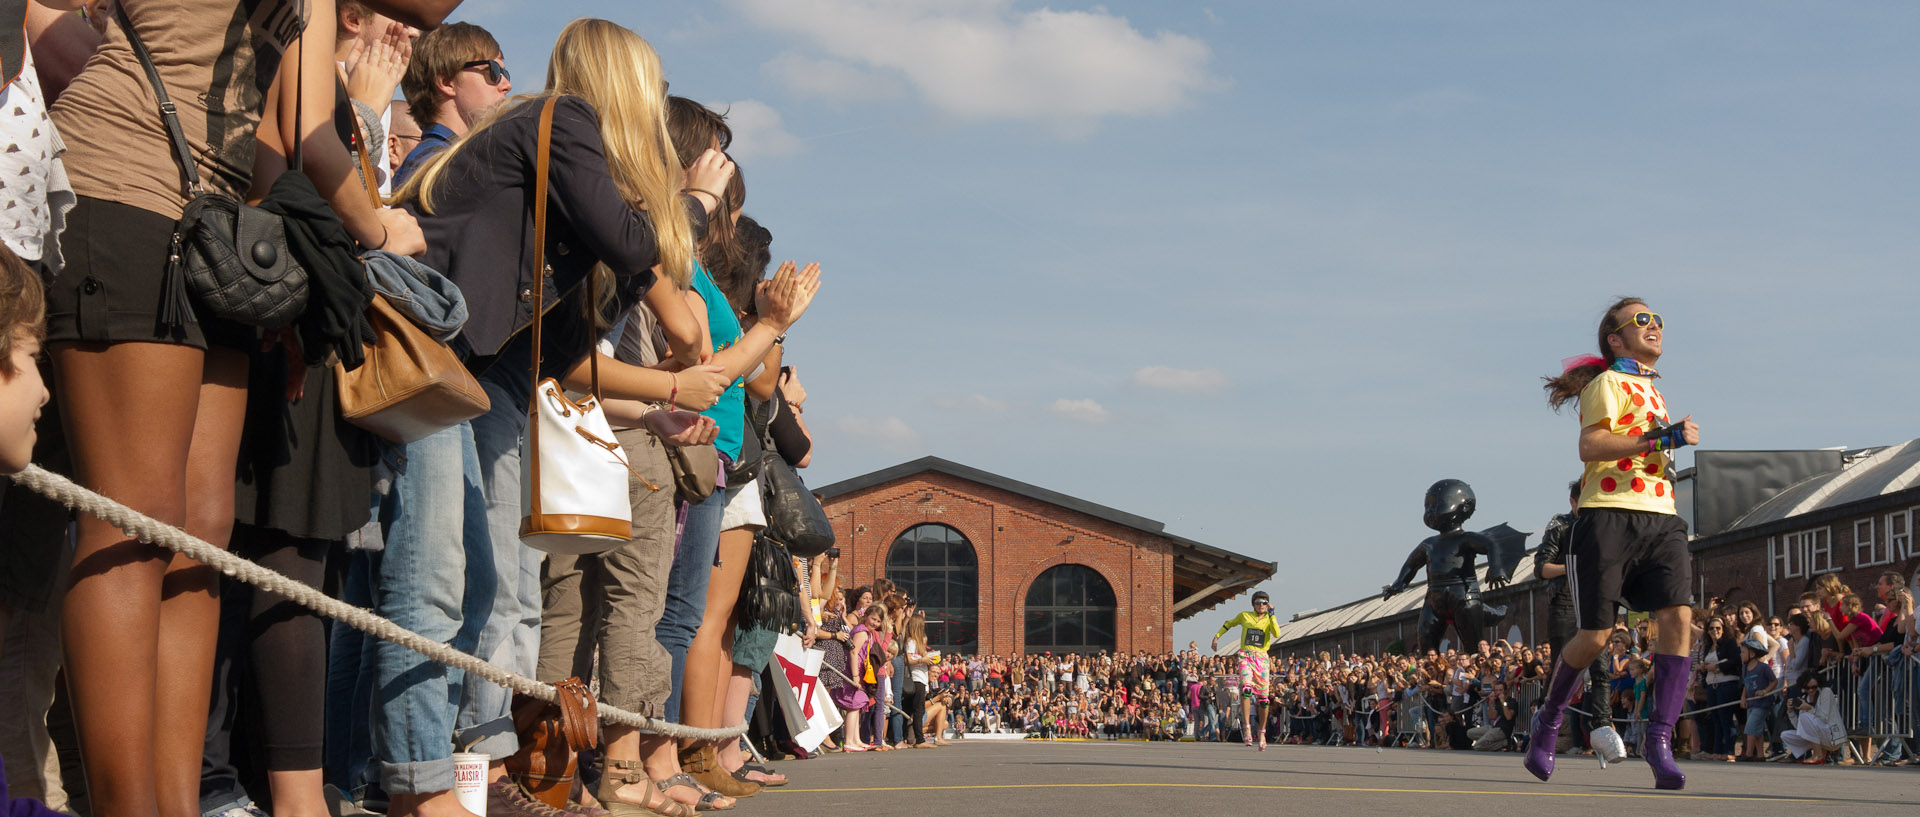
[8, 465, 745, 742]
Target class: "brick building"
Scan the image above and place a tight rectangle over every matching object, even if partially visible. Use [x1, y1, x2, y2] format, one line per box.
[1277, 441, 1920, 658]
[815, 457, 1275, 656]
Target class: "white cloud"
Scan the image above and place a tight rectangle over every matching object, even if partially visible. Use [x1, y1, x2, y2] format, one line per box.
[830, 415, 923, 453]
[764, 52, 905, 103]
[729, 0, 1219, 134]
[1129, 365, 1230, 392]
[933, 393, 1010, 413]
[1047, 397, 1110, 424]
[715, 99, 804, 159]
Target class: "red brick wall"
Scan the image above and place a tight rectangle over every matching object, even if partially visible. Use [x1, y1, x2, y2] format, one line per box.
[823, 472, 1177, 654]
[1694, 499, 1920, 615]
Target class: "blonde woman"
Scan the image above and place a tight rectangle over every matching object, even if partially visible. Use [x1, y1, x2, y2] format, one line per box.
[387, 18, 734, 817]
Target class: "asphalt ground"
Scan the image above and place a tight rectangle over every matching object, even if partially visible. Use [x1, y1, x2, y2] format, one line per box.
[746, 740, 1917, 817]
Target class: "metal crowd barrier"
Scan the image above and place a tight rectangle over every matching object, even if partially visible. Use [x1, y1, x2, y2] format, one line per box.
[1830, 653, 1916, 759]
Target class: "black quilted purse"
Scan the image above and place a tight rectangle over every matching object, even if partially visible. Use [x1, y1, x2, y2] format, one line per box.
[116, 8, 308, 329]
[753, 398, 834, 558]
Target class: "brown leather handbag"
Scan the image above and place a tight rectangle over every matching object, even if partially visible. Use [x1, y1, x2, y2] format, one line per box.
[335, 292, 490, 442]
[504, 676, 601, 809]
[332, 120, 490, 443]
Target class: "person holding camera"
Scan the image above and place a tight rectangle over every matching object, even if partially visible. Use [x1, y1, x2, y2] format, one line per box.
[1468, 681, 1517, 751]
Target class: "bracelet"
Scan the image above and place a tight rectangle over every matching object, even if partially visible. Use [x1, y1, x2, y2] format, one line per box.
[669, 371, 679, 407]
[682, 187, 722, 206]
[371, 226, 389, 251]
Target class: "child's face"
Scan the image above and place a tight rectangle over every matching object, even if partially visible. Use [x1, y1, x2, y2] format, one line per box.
[1, 331, 48, 473]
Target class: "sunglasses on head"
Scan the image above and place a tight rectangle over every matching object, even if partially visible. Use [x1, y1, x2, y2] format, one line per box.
[461, 58, 510, 85]
[1610, 311, 1664, 332]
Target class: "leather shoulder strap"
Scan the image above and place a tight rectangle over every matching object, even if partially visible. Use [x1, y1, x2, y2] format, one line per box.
[112, 6, 203, 195]
[527, 95, 558, 409]
[352, 116, 382, 210]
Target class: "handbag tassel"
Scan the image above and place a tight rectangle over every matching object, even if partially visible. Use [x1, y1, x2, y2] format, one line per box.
[160, 230, 198, 329]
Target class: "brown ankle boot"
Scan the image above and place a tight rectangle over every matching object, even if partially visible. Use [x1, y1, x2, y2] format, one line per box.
[678, 744, 761, 798]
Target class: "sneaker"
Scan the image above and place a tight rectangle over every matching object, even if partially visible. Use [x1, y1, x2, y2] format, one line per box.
[1589, 725, 1628, 769]
[205, 800, 270, 817]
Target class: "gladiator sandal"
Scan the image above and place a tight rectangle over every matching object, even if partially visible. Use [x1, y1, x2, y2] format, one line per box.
[595, 759, 692, 817]
[1524, 660, 1585, 781]
[1643, 654, 1690, 790]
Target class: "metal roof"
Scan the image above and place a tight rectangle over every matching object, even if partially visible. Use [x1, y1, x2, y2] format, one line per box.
[1722, 440, 1920, 532]
[1279, 539, 1542, 644]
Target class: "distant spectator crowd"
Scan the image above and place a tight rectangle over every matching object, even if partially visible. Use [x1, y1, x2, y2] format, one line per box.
[911, 566, 1918, 771]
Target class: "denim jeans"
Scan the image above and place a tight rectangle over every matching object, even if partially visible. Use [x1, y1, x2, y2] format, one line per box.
[889, 657, 908, 743]
[370, 424, 496, 794]
[324, 549, 376, 795]
[459, 363, 541, 759]
[660, 476, 728, 723]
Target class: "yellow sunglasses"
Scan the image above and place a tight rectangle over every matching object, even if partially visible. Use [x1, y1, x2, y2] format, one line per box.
[1610, 311, 1663, 332]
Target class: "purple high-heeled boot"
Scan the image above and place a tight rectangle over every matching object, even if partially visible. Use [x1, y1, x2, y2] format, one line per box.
[1643, 653, 1690, 790]
[1524, 659, 1585, 781]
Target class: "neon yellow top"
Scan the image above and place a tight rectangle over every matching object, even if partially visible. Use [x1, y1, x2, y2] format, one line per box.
[1577, 369, 1676, 514]
[1216, 611, 1282, 651]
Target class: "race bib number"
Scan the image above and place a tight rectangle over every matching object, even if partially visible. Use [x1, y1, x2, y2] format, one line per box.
[1244, 630, 1267, 648]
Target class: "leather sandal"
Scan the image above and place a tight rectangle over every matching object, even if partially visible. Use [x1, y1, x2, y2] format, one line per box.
[731, 763, 787, 787]
[654, 773, 731, 812]
[596, 759, 693, 817]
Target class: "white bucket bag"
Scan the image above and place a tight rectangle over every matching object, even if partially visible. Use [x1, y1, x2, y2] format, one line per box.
[516, 97, 636, 555]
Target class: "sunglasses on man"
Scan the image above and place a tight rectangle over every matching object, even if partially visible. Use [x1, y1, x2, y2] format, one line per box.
[1610, 311, 1664, 332]
[461, 58, 510, 85]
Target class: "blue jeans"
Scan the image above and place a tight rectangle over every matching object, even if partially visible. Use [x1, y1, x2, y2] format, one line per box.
[370, 423, 496, 794]
[660, 478, 727, 722]
[889, 657, 908, 743]
[458, 364, 542, 759]
[324, 549, 376, 794]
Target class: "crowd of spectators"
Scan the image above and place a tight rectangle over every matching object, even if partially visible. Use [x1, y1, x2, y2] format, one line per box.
[915, 566, 1919, 771]
[0, 5, 857, 817]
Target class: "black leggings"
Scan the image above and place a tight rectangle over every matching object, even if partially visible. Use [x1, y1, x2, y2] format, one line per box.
[904, 681, 928, 744]
[231, 528, 333, 770]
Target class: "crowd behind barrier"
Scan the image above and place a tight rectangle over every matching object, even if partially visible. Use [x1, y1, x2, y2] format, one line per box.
[924, 576, 1919, 770]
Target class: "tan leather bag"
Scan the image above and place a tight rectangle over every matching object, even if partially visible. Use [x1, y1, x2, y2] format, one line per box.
[333, 118, 490, 443]
[335, 293, 490, 442]
[503, 677, 600, 809]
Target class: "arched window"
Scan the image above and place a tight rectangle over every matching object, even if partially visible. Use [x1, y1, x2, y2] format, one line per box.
[886, 524, 978, 653]
[1024, 564, 1116, 654]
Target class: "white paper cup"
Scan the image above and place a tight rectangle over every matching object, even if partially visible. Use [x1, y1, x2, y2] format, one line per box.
[453, 752, 489, 816]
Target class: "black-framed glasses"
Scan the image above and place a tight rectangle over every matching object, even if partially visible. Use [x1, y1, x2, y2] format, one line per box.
[461, 59, 510, 85]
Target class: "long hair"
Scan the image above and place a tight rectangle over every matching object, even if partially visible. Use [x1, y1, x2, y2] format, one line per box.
[1542, 296, 1644, 412]
[665, 96, 740, 283]
[907, 611, 928, 649]
[398, 19, 695, 289]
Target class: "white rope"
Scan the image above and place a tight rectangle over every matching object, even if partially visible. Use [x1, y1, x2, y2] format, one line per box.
[8, 464, 744, 742]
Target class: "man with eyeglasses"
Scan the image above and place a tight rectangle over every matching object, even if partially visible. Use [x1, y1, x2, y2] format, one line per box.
[1527, 298, 1701, 790]
[393, 21, 513, 188]
[1212, 590, 1283, 751]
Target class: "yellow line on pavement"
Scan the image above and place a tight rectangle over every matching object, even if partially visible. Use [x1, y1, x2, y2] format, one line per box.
[771, 782, 1810, 802]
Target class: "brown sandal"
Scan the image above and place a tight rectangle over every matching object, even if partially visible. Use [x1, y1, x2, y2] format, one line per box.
[597, 759, 693, 817]
[654, 773, 731, 812]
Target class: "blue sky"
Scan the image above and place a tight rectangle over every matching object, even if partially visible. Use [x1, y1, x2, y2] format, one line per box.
[461, 1, 1920, 651]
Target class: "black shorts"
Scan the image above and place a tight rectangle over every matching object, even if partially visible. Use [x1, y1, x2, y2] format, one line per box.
[45, 196, 252, 351]
[1567, 507, 1691, 629]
